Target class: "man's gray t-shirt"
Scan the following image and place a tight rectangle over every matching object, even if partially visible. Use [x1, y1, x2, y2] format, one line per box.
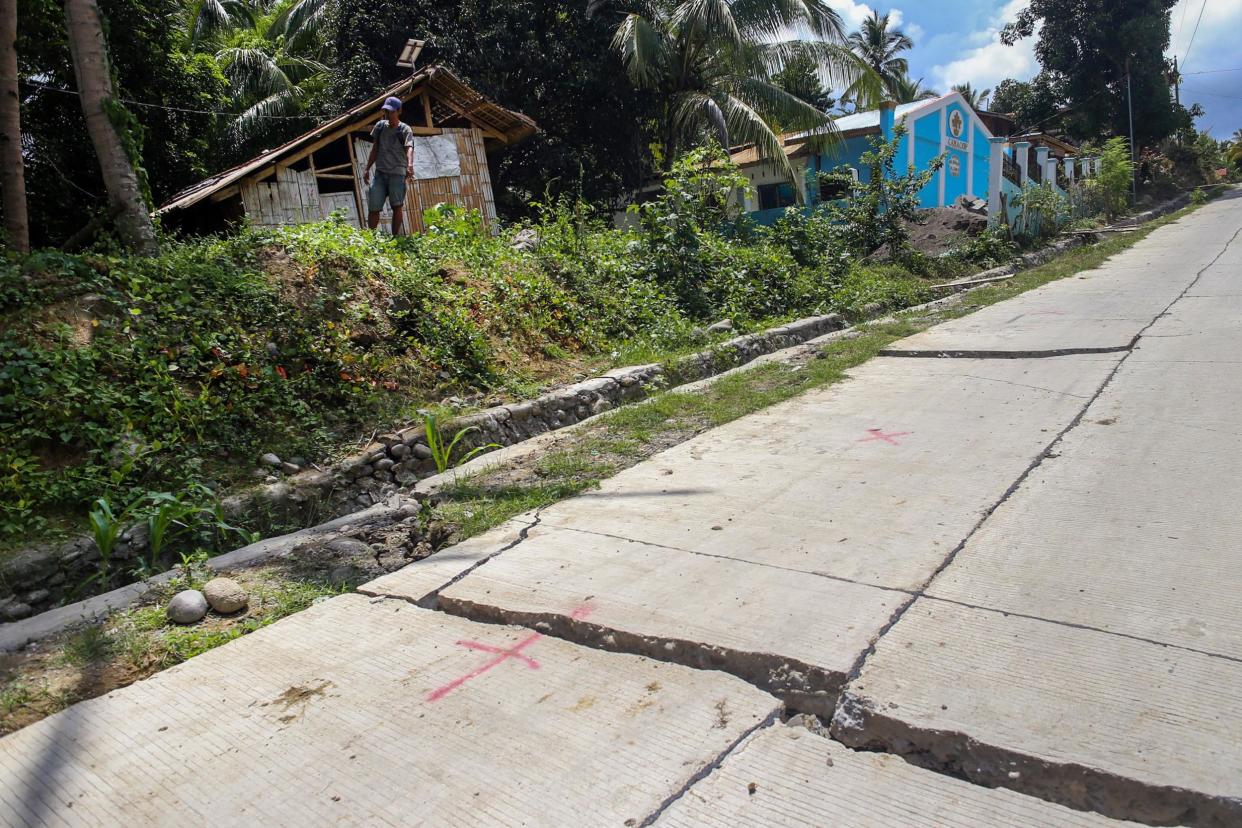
[370, 119, 414, 175]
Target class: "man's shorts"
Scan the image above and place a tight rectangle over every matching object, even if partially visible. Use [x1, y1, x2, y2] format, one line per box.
[368, 172, 407, 213]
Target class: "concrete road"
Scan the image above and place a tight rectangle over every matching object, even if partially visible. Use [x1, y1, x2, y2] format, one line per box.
[2, 190, 1241, 826]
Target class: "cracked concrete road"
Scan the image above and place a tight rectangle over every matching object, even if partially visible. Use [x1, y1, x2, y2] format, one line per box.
[2, 190, 1241, 826]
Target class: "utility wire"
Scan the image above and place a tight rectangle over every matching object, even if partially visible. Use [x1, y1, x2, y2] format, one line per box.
[1181, 0, 1209, 71]
[8, 76, 320, 120]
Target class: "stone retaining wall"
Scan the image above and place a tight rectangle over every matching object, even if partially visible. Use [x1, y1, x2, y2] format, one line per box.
[1, 314, 845, 618]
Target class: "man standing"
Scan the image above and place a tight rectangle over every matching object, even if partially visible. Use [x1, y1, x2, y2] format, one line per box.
[363, 96, 415, 234]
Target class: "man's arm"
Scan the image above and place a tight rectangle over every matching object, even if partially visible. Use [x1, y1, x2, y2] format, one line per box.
[404, 128, 415, 180]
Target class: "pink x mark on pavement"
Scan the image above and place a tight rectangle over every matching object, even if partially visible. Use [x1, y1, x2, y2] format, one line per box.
[858, 428, 911, 446]
[426, 606, 593, 702]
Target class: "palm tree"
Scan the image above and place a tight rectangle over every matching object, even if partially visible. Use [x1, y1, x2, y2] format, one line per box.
[0, 0, 28, 252]
[64, 0, 159, 254]
[890, 73, 938, 104]
[597, 0, 877, 181]
[1232, 128, 1242, 145]
[952, 82, 991, 110]
[845, 11, 912, 106]
[200, 0, 329, 146]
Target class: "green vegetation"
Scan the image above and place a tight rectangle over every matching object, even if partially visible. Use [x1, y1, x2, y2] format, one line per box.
[1, 144, 1007, 545]
[1, 568, 343, 734]
[422, 412, 501, 476]
[435, 200, 1204, 540]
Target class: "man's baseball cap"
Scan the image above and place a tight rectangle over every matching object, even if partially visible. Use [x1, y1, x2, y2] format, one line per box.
[381, 96, 403, 112]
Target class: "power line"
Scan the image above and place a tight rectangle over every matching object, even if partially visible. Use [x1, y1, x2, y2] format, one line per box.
[1183, 67, 1242, 75]
[1175, 0, 1190, 44]
[1181, 0, 1209, 71]
[9, 76, 320, 121]
[1180, 84, 1242, 100]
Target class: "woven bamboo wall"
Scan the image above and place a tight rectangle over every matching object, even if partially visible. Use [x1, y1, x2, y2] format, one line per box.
[240, 168, 321, 228]
[351, 127, 495, 234]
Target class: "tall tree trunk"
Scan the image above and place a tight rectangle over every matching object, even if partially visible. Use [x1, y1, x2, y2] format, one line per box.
[0, 0, 30, 253]
[63, 0, 158, 255]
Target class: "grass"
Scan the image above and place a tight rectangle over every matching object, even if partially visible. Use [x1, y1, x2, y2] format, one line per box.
[0, 569, 343, 734]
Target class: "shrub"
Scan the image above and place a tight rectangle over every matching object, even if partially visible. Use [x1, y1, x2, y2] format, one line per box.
[1095, 137, 1134, 219]
[828, 124, 944, 260]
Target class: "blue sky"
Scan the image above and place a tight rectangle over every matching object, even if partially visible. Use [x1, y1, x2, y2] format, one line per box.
[833, 0, 1242, 139]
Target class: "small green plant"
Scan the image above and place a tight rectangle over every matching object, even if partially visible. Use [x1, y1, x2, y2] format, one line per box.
[422, 412, 502, 475]
[85, 497, 126, 592]
[1190, 188, 1208, 206]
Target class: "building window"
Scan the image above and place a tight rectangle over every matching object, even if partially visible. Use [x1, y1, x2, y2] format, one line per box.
[757, 182, 797, 211]
[817, 167, 858, 201]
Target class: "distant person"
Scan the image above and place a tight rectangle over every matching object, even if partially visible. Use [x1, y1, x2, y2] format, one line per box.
[362, 96, 415, 235]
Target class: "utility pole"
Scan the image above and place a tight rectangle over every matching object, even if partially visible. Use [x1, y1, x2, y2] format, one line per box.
[1126, 58, 1137, 205]
[1172, 55, 1180, 108]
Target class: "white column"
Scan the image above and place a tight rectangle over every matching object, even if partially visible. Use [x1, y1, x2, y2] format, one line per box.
[1080, 157, 1091, 178]
[987, 138, 1006, 227]
[1094, 157, 1103, 176]
[1064, 157, 1076, 182]
[1014, 141, 1031, 184]
[1035, 146, 1050, 186]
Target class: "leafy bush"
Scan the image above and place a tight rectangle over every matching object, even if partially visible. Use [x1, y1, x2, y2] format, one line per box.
[1095, 137, 1134, 219]
[828, 125, 944, 260]
[2, 143, 977, 542]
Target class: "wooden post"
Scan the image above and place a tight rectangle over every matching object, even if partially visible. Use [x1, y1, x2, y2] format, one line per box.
[346, 135, 365, 228]
[422, 93, 433, 127]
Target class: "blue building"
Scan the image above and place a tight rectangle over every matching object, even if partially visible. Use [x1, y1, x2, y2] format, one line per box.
[729, 92, 1001, 225]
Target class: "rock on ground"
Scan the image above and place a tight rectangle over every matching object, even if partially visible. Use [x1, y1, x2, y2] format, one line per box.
[167, 590, 208, 624]
[202, 578, 248, 614]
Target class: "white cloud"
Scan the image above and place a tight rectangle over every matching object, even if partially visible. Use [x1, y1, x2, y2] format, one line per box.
[827, 2, 907, 35]
[1168, 0, 1242, 71]
[930, 0, 1037, 93]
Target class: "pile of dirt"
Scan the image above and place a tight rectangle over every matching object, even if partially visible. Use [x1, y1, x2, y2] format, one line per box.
[885, 205, 989, 259]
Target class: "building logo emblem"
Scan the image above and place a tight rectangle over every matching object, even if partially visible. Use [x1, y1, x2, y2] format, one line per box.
[949, 110, 965, 139]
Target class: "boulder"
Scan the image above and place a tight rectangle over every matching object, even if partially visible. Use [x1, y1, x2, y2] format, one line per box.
[202, 578, 248, 614]
[167, 590, 209, 624]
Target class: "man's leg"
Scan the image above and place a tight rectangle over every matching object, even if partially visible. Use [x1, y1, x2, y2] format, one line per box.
[366, 174, 386, 230]
[390, 206, 404, 236]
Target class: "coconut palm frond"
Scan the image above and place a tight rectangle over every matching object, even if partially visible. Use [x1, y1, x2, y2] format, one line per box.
[672, 0, 742, 45]
[890, 73, 939, 103]
[217, 46, 292, 99]
[714, 89, 804, 185]
[751, 40, 878, 97]
[227, 87, 307, 139]
[729, 0, 844, 41]
[268, 0, 328, 49]
[613, 12, 671, 88]
[190, 0, 253, 44]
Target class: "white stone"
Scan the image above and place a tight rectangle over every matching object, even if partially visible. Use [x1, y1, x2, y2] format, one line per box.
[166, 589, 208, 624]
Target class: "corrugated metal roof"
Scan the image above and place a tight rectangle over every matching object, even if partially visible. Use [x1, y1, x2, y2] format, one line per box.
[729, 96, 949, 168]
[829, 97, 941, 132]
[158, 65, 536, 215]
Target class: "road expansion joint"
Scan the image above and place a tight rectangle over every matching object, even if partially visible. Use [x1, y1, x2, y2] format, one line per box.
[878, 342, 1136, 359]
[633, 709, 783, 827]
[546, 523, 914, 596]
[826, 222, 1242, 825]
